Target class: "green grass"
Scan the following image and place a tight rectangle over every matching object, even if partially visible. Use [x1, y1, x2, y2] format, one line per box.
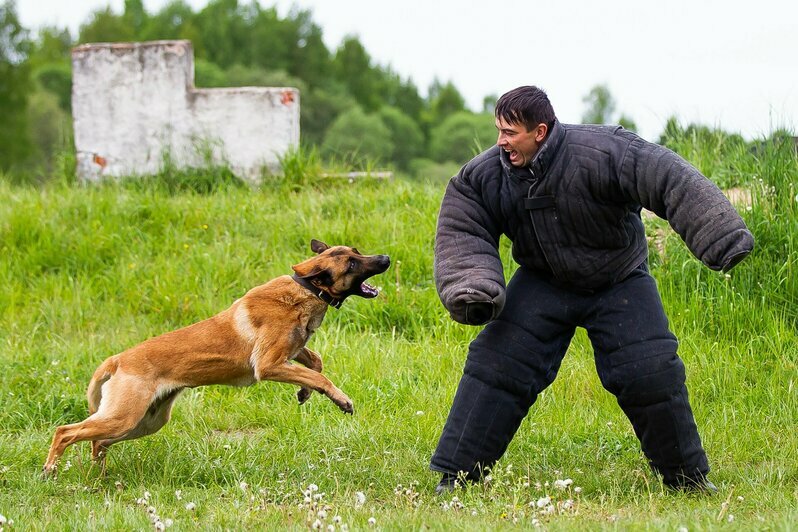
[0, 137, 796, 530]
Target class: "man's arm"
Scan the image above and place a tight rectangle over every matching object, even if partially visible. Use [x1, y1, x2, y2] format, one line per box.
[434, 166, 506, 325]
[620, 136, 754, 271]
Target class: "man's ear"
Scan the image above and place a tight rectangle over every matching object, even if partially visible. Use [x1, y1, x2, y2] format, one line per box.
[310, 239, 329, 254]
[534, 122, 548, 142]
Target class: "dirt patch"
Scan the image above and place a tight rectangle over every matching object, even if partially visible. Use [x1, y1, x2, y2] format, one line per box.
[725, 187, 752, 207]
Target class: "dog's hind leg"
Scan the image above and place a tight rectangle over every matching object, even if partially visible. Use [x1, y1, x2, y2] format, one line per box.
[43, 374, 155, 476]
[293, 348, 323, 404]
[90, 387, 182, 474]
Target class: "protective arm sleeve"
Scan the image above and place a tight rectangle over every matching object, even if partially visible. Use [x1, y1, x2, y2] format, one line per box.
[434, 169, 506, 325]
[620, 138, 754, 272]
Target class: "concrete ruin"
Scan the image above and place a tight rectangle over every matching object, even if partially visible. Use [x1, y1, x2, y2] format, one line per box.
[71, 40, 299, 182]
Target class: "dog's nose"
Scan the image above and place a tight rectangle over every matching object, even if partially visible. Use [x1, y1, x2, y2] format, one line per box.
[377, 255, 391, 269]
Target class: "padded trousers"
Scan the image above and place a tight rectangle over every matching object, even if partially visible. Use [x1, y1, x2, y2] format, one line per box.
[430, 265, 710, 486]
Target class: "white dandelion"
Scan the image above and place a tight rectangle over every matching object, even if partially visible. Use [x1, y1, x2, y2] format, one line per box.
[554, 478, 573, 490]
[536, 496, 551, 508]
[354, 492, 366, 507]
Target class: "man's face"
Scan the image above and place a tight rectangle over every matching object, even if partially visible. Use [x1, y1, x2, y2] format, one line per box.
[495, 117, 546, 167]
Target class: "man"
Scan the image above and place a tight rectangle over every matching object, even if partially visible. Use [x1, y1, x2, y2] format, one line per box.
[431, 86, 753, 494]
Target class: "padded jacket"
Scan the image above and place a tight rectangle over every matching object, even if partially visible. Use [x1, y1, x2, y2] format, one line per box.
[434, 120, 755, 325]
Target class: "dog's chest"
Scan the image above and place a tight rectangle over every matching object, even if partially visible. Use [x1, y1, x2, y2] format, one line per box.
[306, 312, 324, 336]
[288, 310, 325, 359]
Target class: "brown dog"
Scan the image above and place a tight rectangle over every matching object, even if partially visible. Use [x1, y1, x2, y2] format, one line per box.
[43, 240, 390, 475]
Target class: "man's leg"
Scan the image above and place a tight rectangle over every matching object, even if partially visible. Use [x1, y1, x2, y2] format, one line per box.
[431, 268, 578, 487]
[584, 266, 712, 489]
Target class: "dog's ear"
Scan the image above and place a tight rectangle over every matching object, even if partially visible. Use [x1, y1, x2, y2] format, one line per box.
[292, 264, 333, 287]
[310, 239, 329, 254]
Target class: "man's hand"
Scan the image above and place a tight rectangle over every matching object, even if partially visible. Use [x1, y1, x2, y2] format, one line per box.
[465, 302, 494, 325]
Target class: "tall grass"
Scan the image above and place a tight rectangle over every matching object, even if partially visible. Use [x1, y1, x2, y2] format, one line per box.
[0, 135, 796, 530]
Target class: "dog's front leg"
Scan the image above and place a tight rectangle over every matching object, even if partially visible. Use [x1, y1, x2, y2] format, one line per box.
[293, 348, 323, 405]
[256, 360, 352, 414]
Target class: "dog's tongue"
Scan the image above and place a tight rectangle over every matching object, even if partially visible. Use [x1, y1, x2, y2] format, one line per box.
[360, 282, 379, 298]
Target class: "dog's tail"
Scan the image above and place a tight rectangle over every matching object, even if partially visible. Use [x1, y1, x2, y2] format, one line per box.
[86, 356, 119, 415]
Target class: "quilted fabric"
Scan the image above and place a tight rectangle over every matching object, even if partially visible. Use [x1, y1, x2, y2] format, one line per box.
[434, 120, 754, 325]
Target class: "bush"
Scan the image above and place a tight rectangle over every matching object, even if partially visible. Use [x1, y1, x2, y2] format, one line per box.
[429, 111, 496, 164]
[27, 89, 72, 166]
[33, 61, 72, 112]
[408, 157, 462, 183]
[194, 58, 228, 87]
[320, 106, 393, 167]
[378, 106, 424, 171]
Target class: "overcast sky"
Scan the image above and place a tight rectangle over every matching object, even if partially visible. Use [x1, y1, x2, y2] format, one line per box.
[17, 0, 798, 141]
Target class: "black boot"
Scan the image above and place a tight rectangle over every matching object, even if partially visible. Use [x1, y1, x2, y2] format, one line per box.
[434, 472, 480, 495]
[434, 473, 460, 495]
[666, 474, 719, 494]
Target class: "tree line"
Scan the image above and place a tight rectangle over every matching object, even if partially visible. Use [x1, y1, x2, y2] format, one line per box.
[2, 0, 781, 183]
[1, 0, 503, 180]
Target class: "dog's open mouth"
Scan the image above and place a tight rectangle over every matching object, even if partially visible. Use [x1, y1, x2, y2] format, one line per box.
[358, 282, 380, 298]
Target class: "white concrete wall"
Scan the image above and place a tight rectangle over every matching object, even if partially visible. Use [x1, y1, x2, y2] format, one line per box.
[71, 40, 299, 182]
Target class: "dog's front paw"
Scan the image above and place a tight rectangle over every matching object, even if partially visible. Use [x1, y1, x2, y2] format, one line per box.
[41, 464, 57, 480]
[331, 394, 354, 415]
[338, 399, 354, 415]
[297, 387, 312, 405]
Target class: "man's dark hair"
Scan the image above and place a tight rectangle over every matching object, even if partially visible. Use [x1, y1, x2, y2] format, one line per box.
[495, 86, 556, 132]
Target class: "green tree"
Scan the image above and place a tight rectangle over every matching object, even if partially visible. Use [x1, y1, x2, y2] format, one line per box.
[194, 58, 227, 87]
[78, 7, 136, 43]
[581, 83, 637, 132]
[123, 0, 148, 36]
[581, 84, 615, 124]
[193, 0, 247, 67]
[139, 1, 196, 41]
[429, 111, 495, 164]
[332, 36, 380, 112]
[428, 79, 466, 123]
[27, 88, 71, 168]
[0, 0, 33, 169]
[320, 106, 393, 166]
[28, 26, 72, 67]
[378, 106, 424, 171]
[284, 9, 330, 89]
[247, 6, 290, 73]
[28, 26, 72, 111]
[33, 62, 71, 111]
[482, 94, 497, 114]
[377, 69, 424, 123]
[299, 84, 357, 146]
[618, 114, 637, 132]
[225, 64, 305, 91]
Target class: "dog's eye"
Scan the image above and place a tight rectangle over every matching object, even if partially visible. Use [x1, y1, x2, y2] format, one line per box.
[348, 259, 356, 271]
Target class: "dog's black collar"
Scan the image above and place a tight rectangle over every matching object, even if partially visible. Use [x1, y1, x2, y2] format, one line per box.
[291, 274, 344, 309]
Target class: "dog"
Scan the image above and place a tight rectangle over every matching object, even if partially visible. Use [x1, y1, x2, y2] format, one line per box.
[43, 239, 390, 475]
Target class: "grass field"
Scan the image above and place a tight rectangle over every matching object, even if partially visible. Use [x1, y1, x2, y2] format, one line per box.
[0, 136, 796, 530]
